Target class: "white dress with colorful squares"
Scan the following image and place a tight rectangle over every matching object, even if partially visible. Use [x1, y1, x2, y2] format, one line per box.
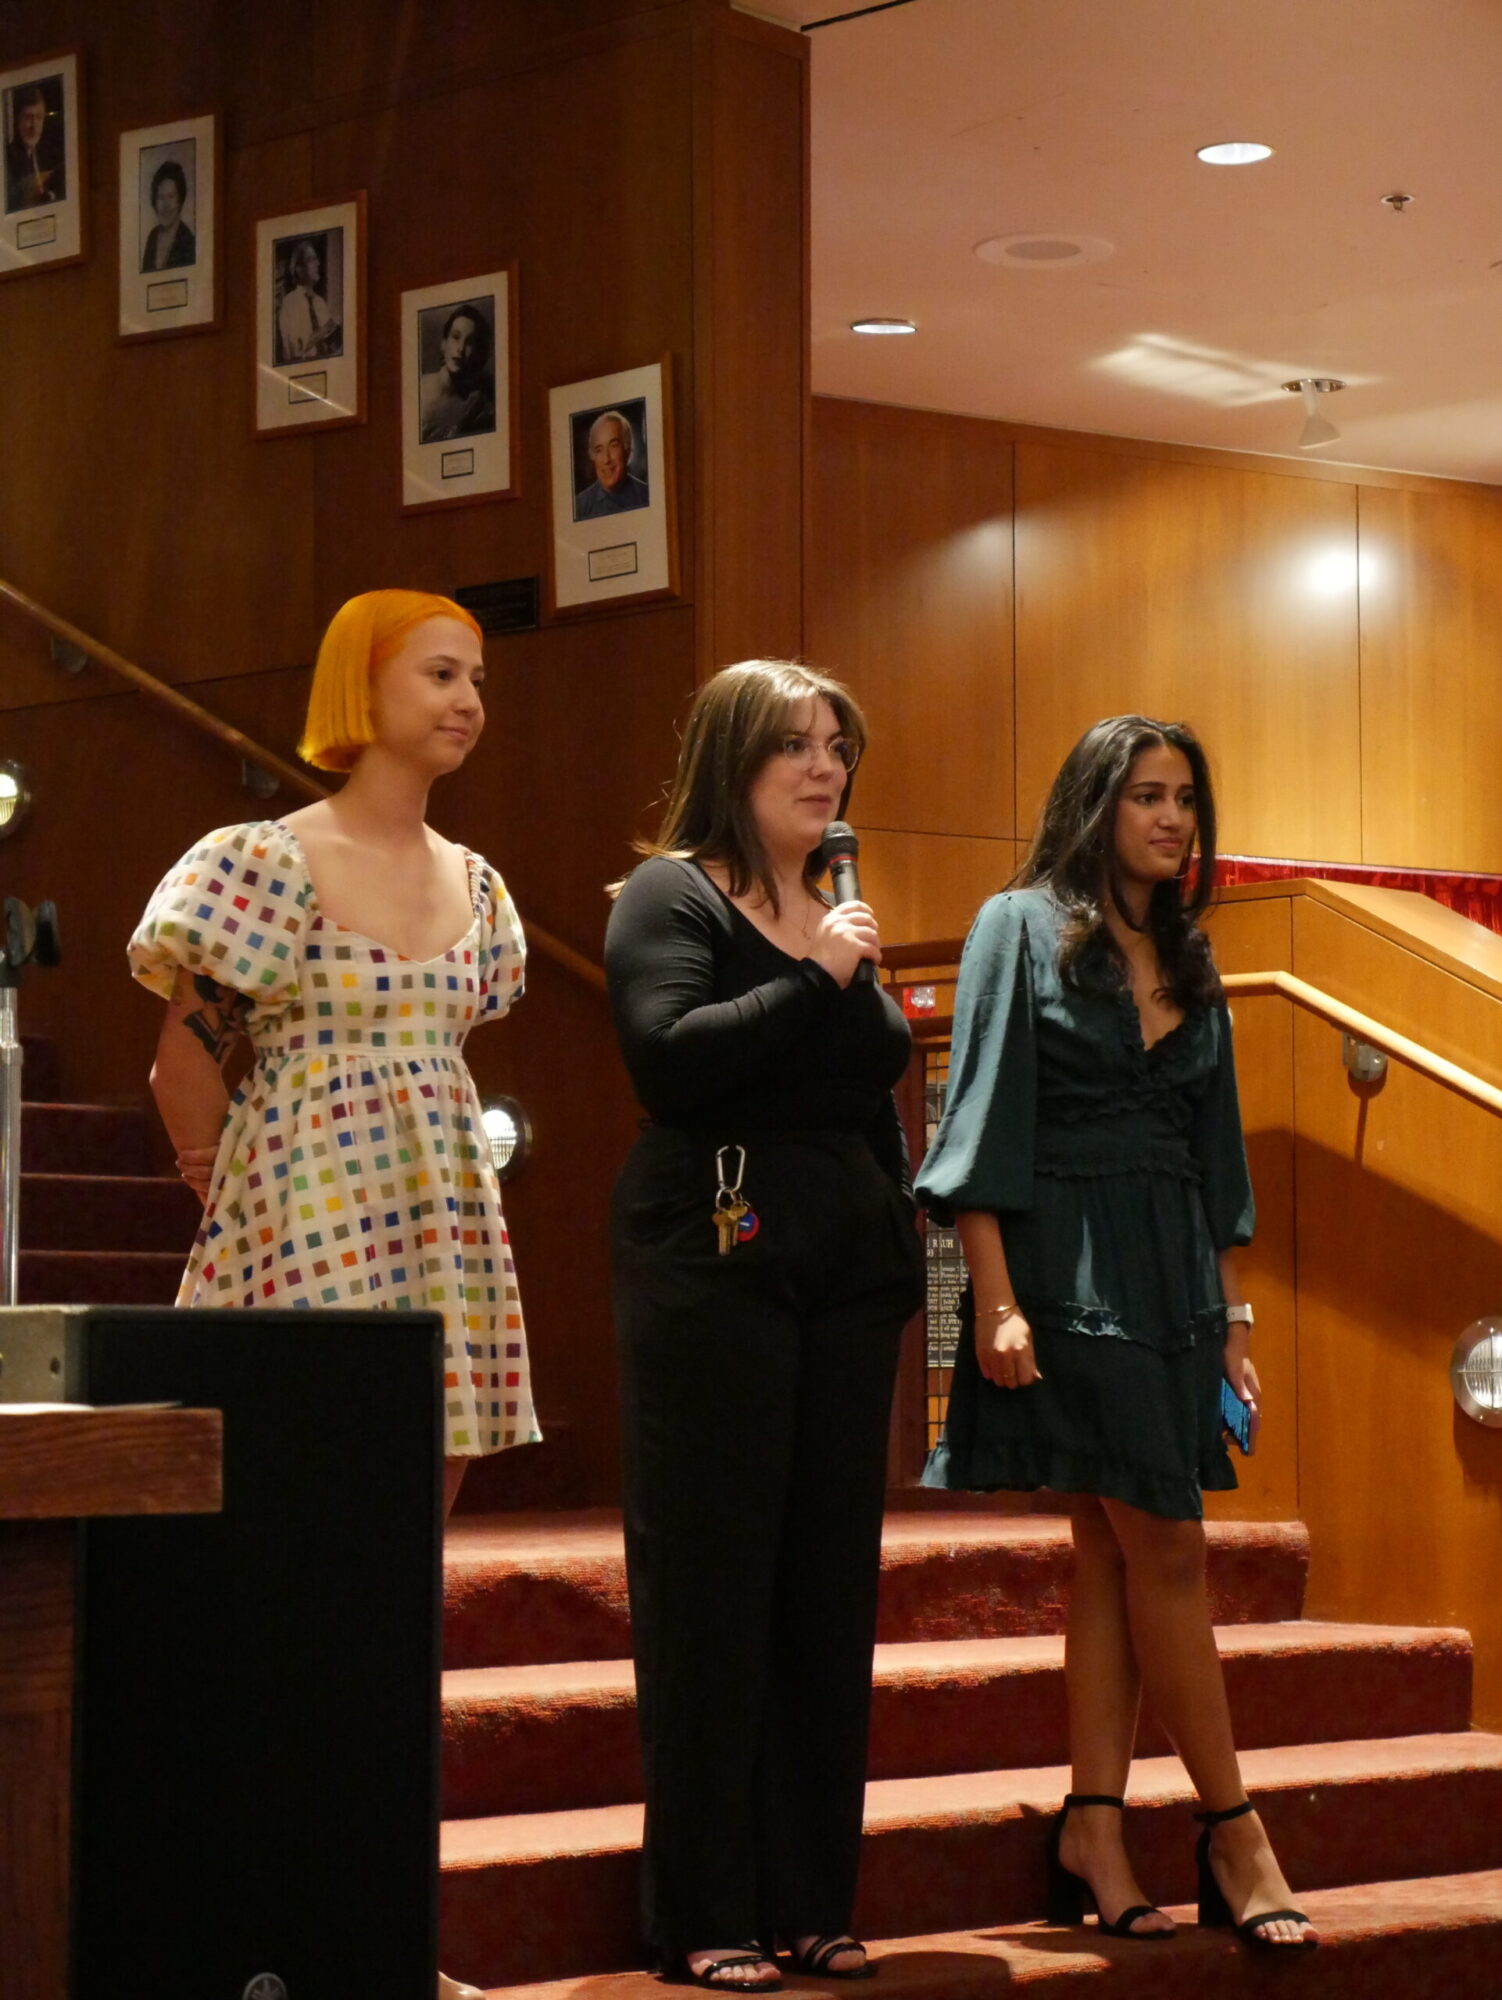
[128, 819, 539, 1458]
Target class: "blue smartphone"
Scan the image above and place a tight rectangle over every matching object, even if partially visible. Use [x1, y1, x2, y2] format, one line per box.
[1220, 1378, 1253, 1455]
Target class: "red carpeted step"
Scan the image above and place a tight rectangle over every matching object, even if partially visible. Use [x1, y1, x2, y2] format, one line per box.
[439, 1733, 1502, 1988]
[480, 1867, 1502, 2000]
[22, 1172, 199, 1251]
[440, 1623, 1473, 1819]
[19, 1249, 183, 1305]
[22, 1102, 151, 1176]
[443, 1513, 1310, 1669]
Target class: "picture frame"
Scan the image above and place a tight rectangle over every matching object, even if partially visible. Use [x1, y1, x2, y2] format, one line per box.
[546, 356, 680, 616]
[0, 48, 85, 280]
[253, 192, 366, 437]
[399, 264, 519, 512]
[118, 111, 221, 341]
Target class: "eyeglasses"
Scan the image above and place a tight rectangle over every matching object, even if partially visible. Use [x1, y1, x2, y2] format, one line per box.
[776, 732, 861, 774]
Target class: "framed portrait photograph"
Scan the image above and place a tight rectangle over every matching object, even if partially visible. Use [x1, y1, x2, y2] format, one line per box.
[546, 357, 679, 616]
[0, 48, 85, 280]
[253, 192, 366, 437]
[399, 265, 519, 512]
[118, 112, 220, 340]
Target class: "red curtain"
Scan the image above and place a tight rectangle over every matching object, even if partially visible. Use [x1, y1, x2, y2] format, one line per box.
[1218, 855, 1502, 938]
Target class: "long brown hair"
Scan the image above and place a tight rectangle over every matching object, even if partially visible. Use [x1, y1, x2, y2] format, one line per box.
[613, 659, 868, 913]
[1014, 714, 1221, 1008]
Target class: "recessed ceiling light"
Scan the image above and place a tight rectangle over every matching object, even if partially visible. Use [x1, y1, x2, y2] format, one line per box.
[850, 317, 916, 335]
[974, 233, 1114, 269]
[1197, 141, 1274, 165]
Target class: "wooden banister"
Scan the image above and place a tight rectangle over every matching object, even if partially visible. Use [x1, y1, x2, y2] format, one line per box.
[0, 577, 608, 994]
[1222, 970, 1502, 1116]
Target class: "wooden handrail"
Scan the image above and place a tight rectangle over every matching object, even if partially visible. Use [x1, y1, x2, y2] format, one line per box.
[0, 576, 608, 995]
[1222, 970, 1502, 1118]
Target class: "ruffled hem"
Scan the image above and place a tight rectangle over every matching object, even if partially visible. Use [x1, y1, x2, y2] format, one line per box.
[921, 1435, 1237, 1522]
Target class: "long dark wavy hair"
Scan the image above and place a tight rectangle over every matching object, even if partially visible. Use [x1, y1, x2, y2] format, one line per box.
[1014, 714, 1222, 1008]
[610, 659, 867, 913]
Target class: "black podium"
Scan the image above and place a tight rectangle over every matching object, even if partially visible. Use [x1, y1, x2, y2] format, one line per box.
[54, 1306, 444, 2000]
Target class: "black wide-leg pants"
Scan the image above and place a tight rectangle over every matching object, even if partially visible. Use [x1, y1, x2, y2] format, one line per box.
[611, 1126, 925, 1960]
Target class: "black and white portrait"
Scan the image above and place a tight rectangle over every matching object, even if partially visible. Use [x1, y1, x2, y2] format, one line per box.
[569, 397, 650, 522]
[417, 295, 497, 444]
[139, 137, 197, 273]
[4, 73, 65, 215]
[273, 226, 344, 365]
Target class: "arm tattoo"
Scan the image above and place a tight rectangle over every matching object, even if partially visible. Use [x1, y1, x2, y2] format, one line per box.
[182, 973, 250, 1065]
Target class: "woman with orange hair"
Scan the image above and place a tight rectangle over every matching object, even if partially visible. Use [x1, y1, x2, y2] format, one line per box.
[131, 589, 532, 1998]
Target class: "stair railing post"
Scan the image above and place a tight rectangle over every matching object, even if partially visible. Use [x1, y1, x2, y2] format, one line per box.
[0, 983, 18, 1306]
[0, 898, 61, 1308]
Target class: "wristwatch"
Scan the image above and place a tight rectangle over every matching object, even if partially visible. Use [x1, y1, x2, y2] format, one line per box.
[1225, 1303, 1254, 1327]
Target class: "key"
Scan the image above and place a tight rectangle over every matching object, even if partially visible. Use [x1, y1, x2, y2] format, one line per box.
[715, 1198, 748, 1255]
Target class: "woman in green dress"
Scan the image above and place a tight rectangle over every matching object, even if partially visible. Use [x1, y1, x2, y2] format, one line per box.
[917, 715, 1316, 1952]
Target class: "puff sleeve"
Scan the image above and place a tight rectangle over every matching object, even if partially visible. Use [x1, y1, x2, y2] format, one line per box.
[128, 821, 308, 1010]
[914, 892, 1038, 1224]
[1191, 999, 1256, 1250]
[475, 860, 527, 1022]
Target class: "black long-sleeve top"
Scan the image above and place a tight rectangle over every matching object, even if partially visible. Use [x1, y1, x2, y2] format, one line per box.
[604, 856, 916, 1192]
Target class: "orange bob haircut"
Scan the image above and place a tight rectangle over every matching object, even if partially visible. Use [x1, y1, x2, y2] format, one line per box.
[297, 588, 483, 772]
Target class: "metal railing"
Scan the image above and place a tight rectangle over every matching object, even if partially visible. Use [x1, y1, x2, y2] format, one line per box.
[0, 577, 607, 994]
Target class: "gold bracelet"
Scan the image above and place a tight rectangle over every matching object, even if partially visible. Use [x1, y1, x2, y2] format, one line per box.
[981, 1303, 1019, 1320]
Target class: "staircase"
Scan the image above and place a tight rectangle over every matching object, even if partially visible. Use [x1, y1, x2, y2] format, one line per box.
[440, 1508, 1502, 1998]
[17, 1037, 194, 1305]
[15, 1047, 1502, 1993]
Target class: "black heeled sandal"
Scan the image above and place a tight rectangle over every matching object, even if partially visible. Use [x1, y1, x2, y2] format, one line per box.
[782, 1936, 876, 1981]
[1194, 1800, 1318, 1949]
[666, 1947, 783, 1991]
[1044, 1793, 1171, 1939]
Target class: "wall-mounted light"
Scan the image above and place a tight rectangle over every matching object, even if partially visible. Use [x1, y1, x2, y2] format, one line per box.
[1452, 1318, 1502, 1428]
[0, 762, 31, 840]
[850, 317, 916, 335]
[481, 1095, 533, 1185]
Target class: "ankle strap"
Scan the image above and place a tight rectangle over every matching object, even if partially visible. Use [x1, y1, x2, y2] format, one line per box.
[1193, 1799, 1255, 1826]
[1064, 1793, 1125, 1810]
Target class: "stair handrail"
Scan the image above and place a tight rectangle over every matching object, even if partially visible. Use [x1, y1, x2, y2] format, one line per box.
[0, 576, 607, 994]
[1221, 970, 1502, 1118]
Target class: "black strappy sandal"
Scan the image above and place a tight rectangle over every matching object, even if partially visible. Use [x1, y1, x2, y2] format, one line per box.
[784, 1935, 877, 1981]
[1045, 1793, 1173, 1939]
[666, 1947, 783, 1991]
[1195, 1800, 1318, 1949]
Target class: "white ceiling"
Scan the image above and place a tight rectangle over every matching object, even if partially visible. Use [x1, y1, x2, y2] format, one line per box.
[739, 0, 1502, 483]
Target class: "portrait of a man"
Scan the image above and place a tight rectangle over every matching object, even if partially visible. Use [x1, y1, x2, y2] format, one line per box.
[571, 403, 650, 521]
[274, 230, 343, 365]
[418, 298, 497, 444]
[140, 142, 197, 273]
[4, 78, 65, 214]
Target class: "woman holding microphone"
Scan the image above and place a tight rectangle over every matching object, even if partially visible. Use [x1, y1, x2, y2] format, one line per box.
[605, 661, 924, 1989]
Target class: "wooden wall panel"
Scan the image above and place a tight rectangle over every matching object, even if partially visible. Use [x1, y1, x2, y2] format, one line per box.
[1014, 442, 1363, 862]
[1290, 1018, 1502, 1727]
[693, 18, 808, 672]
[1358, 483, 1502, 873]
[1200, 896, 1299, 1520]
[809, 399, 1014, 839]
[856, 829, 1020, 946]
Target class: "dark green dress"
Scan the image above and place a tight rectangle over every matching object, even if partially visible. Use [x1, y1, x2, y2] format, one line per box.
[916, 888, 1254, 1521]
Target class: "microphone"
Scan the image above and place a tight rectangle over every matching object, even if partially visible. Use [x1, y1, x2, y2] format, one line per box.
[819, 821, 877, 988]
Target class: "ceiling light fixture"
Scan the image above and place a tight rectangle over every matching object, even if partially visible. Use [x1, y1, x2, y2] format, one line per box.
[973, 233, 1114, 269]
[1197, 141, 1274, 165]
[1283, 376, 1345, 449]
[850, 316, 916, 335]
